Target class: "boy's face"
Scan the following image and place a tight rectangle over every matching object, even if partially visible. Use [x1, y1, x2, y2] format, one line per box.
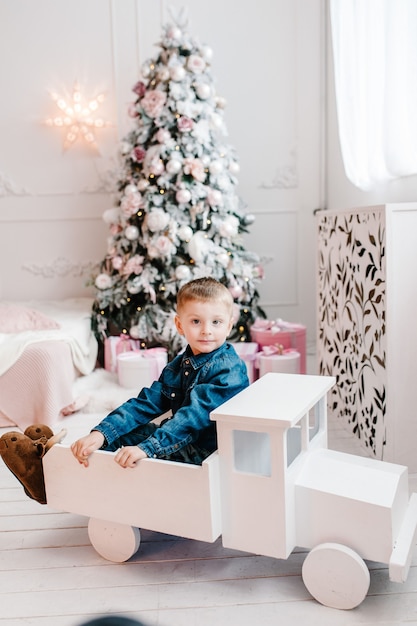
[175, 298, 234, 355]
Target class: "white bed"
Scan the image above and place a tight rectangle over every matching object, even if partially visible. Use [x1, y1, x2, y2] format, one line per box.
[0, 298, 98, 430]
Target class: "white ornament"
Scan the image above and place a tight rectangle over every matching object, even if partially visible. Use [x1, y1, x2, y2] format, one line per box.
[145, 209, 170, 232]
[201, 45, 213, 61]
[129, 325, 142, 339]
[211, 113, 223, 129]
[215, 96, 227, 109]
[196, 84, 211, 99]
[175, 265, 192, 280]
[218, 215, 239, 238]
[120, 141, 131, 154]
[209, 160, 223, 175]
[158, 67, 170, 82]
[188, 231, 213, 262]
[125, 225, 139, 240]
[170, 65, 186, 82]
[166, 159, 182, 174]
[229, 161, 240, 174]
[177, 225, 193, 241]
[124, 184, 138, 195]
[217, 175, 230, 190]
[244, 213, 256, 225]
[207, 189, 223, 207]
[167, 26, 182, 41]
[127, 278, 141, 294]
[95, 273, 112, 290]
[216, 251, 230, 268]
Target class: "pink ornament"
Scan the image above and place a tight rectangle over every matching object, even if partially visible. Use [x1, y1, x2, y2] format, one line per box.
[111, 256, 123, 270]
[137, 179, 149, 191]
[229, 284, 243, 299]
[177, 116, 194, 133]
[156, 128, 171, 143]
[187, 55, 206, 74]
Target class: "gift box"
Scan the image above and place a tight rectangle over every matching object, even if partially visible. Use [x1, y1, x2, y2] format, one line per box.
[250, 318, 307, 374]
[104, 334, 145, 373]
[117, 348, 168, 389]
[231, 342, 259, 383]
[256, 345, 300, 377]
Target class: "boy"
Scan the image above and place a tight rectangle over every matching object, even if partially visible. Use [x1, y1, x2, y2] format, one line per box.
[71, 277, 249, 468]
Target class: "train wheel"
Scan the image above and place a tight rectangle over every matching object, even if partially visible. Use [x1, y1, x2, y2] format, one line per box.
[302, 542, 370, 609]
[88, 518, 141, 562]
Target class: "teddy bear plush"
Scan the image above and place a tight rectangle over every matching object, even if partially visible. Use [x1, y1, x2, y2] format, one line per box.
[0, 424, 66, 504]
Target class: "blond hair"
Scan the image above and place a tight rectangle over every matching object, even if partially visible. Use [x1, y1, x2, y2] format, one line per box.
[176, 277, 233, 313]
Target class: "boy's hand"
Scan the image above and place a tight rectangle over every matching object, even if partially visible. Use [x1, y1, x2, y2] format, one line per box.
[70, 431, 105, 466]
[114, 445, 147, 468]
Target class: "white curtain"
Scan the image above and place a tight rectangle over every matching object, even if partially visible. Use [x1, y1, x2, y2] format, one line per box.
[330, 0, 417, 190]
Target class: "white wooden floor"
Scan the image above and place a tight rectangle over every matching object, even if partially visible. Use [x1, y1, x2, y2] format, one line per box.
[1, 369, 417, 626]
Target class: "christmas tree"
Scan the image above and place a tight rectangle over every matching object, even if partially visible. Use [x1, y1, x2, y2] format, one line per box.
[91, 13, 265, 357]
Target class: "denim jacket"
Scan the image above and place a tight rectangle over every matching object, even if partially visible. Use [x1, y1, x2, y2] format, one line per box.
[94, 342, 249, 459]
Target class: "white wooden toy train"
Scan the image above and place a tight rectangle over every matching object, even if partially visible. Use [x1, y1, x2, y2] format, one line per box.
[43, 373, 417, 610]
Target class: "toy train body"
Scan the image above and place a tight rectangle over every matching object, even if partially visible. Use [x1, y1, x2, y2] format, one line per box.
[43, 373, 417, 610]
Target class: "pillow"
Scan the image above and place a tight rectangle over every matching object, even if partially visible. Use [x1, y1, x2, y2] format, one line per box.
[0, 303, 61, 333]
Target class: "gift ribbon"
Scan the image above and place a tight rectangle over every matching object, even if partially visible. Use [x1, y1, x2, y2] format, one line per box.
[251, 318, 304, 334]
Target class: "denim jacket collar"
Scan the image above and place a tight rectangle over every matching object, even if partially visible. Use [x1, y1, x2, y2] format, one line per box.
[181, 342, 228, 370]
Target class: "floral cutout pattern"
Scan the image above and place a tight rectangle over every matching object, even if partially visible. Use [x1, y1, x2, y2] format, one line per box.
[317, 208, 386, 458]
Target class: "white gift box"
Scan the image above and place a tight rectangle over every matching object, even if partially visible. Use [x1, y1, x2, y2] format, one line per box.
[117, 348, 168, 389]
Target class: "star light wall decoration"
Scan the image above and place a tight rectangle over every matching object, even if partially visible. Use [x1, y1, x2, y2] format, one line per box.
[45, 82, 112, 151]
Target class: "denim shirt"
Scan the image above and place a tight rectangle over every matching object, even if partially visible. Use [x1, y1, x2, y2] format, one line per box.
[94, 342, 249, 459]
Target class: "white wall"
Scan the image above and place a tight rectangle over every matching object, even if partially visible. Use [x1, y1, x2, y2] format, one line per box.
[0, 0, 324, 343]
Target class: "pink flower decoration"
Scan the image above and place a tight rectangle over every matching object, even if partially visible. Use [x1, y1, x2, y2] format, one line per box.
[132, 147, 146, 162]
[141, 90, 167, 118]
[184, 158, 206, 182]
[123, 254, 145, 276]
[177, 116, 194, 133]
[187, 55, 206, 74]
[132, 81, 147, 97]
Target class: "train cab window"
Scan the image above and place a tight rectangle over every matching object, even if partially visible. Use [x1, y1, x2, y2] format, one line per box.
[232, 430, 271, 477]
[309, 401, 323, 441]
[286, 401, 325, 466]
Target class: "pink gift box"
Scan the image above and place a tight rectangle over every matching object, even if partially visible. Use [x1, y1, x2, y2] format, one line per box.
[250, 319, 307, 374]
[256, 346, 301, 376]
[104, 335, 144, 373]
[232, 342, 259, 383]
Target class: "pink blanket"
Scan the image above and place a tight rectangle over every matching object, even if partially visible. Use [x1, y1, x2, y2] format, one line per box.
[0, 341, 76, 430]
